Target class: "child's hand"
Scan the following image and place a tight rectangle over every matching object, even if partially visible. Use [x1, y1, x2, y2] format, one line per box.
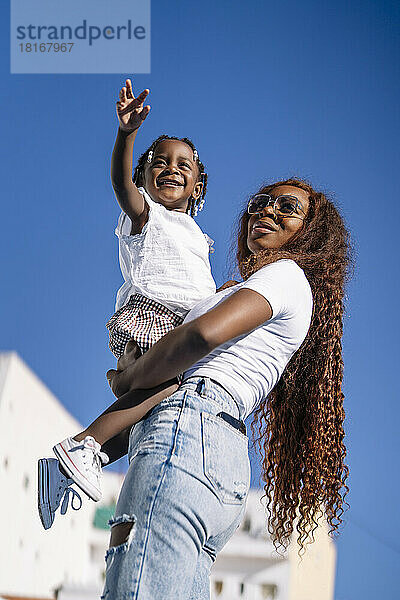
[116, 79, 151, 133]
[107, 340, 141, 397]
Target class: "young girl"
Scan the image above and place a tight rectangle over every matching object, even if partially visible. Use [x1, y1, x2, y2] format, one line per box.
[38, 80, 217, 529]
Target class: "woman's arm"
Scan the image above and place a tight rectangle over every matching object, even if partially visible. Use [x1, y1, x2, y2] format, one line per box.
[111, 80, 150, 230]
[108, 288, 272, 395]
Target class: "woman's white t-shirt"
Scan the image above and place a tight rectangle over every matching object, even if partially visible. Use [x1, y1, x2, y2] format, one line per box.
[183, 260, 313, 419]
[115, 188, 216, 318]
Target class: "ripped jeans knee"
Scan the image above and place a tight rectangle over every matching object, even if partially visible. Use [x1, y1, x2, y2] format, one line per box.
[101, 514, 137, 599]
[106, 513, 137, 558]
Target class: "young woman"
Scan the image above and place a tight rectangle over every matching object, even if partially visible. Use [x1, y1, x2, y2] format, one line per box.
[101, 178, 351, 600]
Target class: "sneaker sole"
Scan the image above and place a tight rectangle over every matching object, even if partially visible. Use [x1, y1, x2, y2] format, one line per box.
[37, 459, 53, 530]
[53, 442, 101, 502]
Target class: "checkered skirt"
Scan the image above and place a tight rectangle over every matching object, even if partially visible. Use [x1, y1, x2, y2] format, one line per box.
[106, 294, 184, 359]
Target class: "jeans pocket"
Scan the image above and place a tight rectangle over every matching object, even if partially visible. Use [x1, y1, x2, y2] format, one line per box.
[201, 412, 250, 505]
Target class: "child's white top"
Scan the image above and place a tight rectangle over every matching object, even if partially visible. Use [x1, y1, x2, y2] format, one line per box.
[183, 260, 313, 419]
[115, 187, 216, 318]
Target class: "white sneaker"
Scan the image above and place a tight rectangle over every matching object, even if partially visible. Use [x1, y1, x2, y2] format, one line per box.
[38, 458, 82, 529]
[53, 436, 109, 501]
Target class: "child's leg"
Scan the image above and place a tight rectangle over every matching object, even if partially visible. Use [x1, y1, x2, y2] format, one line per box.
[53, 380, 179, 501]
[98, 371, 179, 462]
[101, 428, 130, 464]
[74, 379, 179, 445]
[53, 338, 178, 501]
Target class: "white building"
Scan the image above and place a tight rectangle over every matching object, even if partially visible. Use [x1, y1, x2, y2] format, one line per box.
[0, 353, 336, 600]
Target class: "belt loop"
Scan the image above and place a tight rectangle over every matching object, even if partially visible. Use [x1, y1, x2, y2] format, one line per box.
[195, 377, 212, 398]
[195, 378, 205, 397]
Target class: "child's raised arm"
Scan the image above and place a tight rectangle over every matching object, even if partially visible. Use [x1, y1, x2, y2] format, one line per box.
[111, 79, 151, 229]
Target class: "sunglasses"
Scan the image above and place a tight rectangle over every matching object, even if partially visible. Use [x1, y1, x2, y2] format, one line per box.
[247, 194, 306, 221]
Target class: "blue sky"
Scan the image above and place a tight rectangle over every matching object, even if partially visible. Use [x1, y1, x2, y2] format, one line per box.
[2, 0, 400, 598]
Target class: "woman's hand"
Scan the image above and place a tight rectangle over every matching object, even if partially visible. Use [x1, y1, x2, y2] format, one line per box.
[117, 79, 151, 133]
[107, 340, 142, 397]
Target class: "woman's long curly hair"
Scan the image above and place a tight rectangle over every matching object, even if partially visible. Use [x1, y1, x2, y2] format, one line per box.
[237, 178, 352, 554]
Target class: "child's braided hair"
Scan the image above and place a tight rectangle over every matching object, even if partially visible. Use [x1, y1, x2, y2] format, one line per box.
[133, 135, 208, 217]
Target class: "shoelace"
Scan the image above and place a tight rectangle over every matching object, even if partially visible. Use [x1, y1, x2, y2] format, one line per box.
[60, 485, 82, 515]
[82, 437, 109, 477]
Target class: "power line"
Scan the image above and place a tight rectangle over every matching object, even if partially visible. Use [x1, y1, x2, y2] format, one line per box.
[346, 516, 400, 556]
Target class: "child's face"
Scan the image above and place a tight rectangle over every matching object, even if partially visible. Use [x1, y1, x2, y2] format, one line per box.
[143, 140, 203, 212]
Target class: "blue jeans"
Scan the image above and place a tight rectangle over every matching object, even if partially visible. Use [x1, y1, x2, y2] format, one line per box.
[101, 377, 251, 600]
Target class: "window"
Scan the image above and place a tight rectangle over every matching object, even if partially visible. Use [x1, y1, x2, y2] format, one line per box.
[242, 517, 251, 532]
[240, 582, 245, 596]
[261, 583, 277, 599]
[214, 581, 223, 595]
